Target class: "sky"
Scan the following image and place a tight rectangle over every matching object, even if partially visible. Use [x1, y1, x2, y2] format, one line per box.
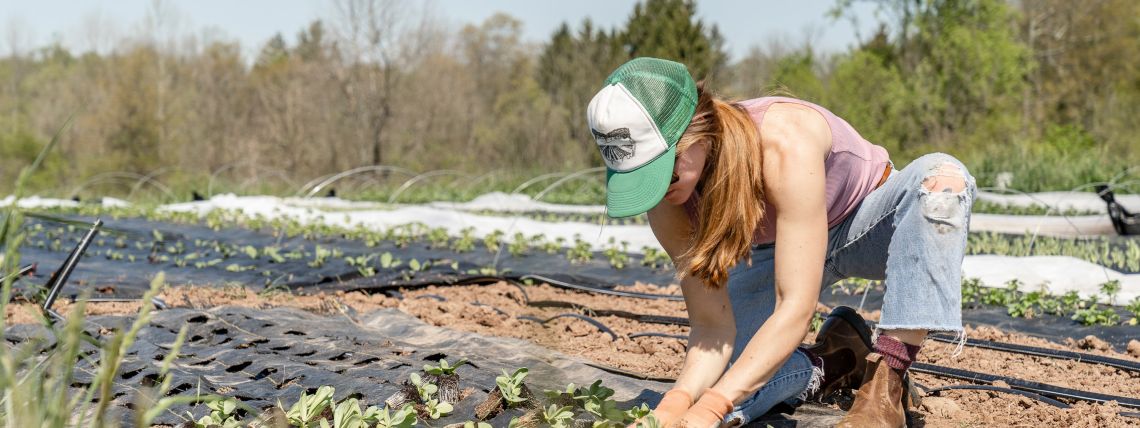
[0, 1, 883, 61]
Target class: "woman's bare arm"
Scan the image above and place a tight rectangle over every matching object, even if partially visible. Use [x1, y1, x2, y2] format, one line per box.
[646, 201, 736, 402]
[708, 103, 831, 402]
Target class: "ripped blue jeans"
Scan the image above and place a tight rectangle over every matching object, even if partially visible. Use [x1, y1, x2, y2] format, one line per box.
[720, 153, 977, 426]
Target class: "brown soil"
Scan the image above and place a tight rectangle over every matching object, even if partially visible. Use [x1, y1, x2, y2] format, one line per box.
[7, 281, 1138, 426]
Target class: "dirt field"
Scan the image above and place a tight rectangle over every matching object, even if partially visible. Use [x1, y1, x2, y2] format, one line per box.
[8, 281, 1139, 427]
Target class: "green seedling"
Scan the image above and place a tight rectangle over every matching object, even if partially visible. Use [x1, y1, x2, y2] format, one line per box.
[574, 380, 625, 424]
[424, 358, 468, 376]
[496, 368, 529, 406]
[424, 399, 453, 420]
[640, 247, 671, 270]
[379, 252, 401, 269]
[283, 385, 335, 428]
[603, 238, 630, 269]
[1099, 279, 1122, 305]
[508, 232, 529, 257]
[428, 227, 450, 248]
[241, 245, 258, 260]
[1126, 296, 1140, 325]
[484, 229, 505, 253]
[263, 246, 286, 263]
[409, 373, 438, 402]
[193, 398, 240, 428]
[310, 245, 332, 268]
[372, 404, 417, 428]
[1072, 306, 1120, 326]
[541, 404, 576, 428]
[452, 227, 477, 253]
[567, 235, 592, 264]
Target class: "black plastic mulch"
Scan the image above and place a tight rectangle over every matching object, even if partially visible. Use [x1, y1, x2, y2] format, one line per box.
[4, 306, 672, 426]
[14, 214, 1138, 357]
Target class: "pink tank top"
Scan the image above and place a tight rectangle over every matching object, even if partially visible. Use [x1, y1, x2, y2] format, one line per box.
[684, 97, 890, 245]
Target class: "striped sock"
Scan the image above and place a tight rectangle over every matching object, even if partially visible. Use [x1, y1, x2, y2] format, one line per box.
[874, 335, 921, 371]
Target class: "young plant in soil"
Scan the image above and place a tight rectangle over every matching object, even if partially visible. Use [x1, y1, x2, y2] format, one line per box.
[639, 246, 671, 270]
[423, 358, 467, 404]
[508, 232, 530, 257]
[484, 229, 505, 254]
[566, 235, 592, 264]
[603, 238, 630, 269]
[452, 227, 477, 253]
[476, 367, 534, 421]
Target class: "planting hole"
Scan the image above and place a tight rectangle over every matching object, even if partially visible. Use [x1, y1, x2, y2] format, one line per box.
[225, 361, 253, 373]
[252, 367, 278, 380]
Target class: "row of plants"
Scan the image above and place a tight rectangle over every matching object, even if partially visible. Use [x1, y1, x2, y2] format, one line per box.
[48, 200, 1140, 273]
[961, 278, 1138, 326]
[184, 358, 661, 428]
[969, 199, 1101, 216]
[830, 277, 1139, 327]
[967, 232, 1140, 273]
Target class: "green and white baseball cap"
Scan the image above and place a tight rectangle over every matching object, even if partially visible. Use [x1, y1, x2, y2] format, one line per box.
[587, 57, 698, 218]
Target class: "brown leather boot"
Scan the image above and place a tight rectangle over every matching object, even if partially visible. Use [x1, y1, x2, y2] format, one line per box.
[802, 306, 874, 399]
[836, 353, 906, 428]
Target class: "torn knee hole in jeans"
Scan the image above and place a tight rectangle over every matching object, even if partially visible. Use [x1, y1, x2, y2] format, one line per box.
[921, 162, 967, 233]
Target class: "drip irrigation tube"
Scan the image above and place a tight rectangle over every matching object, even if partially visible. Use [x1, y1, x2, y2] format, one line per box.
[582, 361, 676, 383]
[628, 332, 687, 341]
[930, 333, 1140, 373]
[519, 275, 684, 301]
[1, 264, 36, 285]
[910, 362, 1140, 410]
[917, 384, 1071, 408]
[471, 302, 509, 317]
[526, 301, 690, 327]
[42, 219, 102, 322]
[516, 313, 618, 341]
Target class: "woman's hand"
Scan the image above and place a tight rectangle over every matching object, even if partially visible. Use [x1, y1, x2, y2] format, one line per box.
[628, 389, 692, 428]
[677, 389, 734, 428]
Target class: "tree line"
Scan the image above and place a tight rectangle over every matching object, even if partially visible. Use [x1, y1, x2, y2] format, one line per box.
[0, 0, 1136, 199]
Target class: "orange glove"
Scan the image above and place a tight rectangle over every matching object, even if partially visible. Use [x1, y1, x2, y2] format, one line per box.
[633, 389, 691, 428]
[678, 389, 733, 428]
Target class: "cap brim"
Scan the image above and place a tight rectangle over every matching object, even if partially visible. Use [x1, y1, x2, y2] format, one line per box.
[605, 144, 675, 218]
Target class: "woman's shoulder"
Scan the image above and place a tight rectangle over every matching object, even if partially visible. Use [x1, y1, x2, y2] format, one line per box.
[749, 100, 832, 151]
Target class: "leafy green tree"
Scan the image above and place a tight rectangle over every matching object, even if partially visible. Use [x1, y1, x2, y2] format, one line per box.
[620, 0, 727, 81]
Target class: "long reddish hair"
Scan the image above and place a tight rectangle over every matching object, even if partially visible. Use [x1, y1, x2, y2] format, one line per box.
[676, 83, 764, 288]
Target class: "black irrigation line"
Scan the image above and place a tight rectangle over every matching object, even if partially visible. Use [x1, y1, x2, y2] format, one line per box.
[0, 264, 36, 284]
[516, 313, 618, 341]
[914, 382, 1071, 408]
[526, 300, 690, 326]
[930, 332, 1140, 373]
[582, 361, 676, 383]
[42, 218, 102, 322]
[628, 332, 688, 341]
[518, 274, 684, 301]
[911, 362, 1140, 410]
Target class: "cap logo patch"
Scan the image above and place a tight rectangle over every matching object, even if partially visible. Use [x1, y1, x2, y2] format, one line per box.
[593, 127, 636, 163]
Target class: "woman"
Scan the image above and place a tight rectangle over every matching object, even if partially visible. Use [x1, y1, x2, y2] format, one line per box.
[587, 57, 975, 427]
